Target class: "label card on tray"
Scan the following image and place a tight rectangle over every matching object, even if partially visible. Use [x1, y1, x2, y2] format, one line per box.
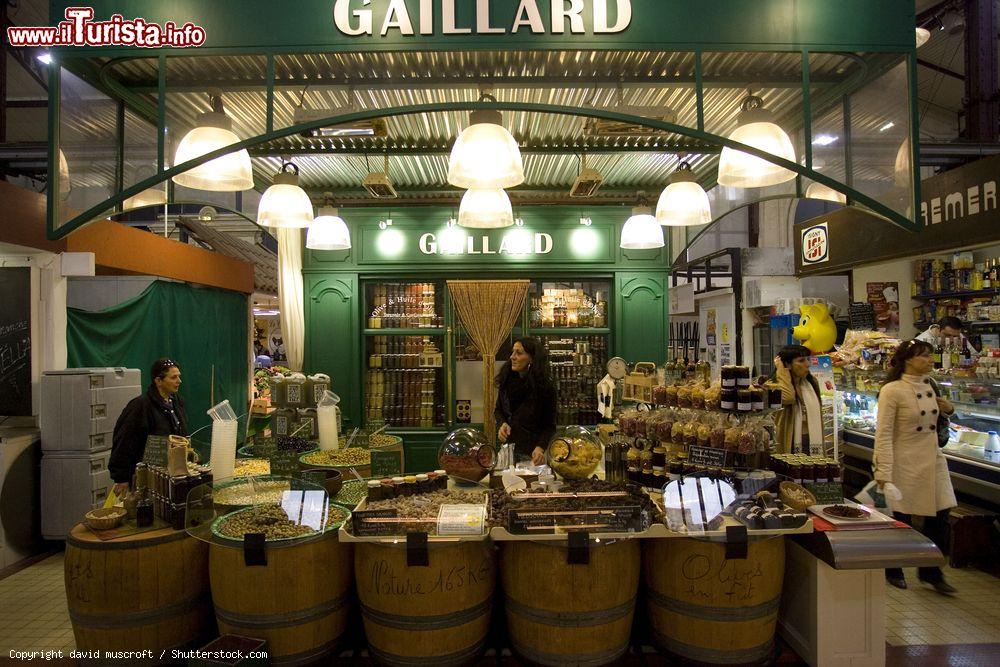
[353, 508, 400, 536]
[688, 445, 729, 468]
[437, 504, 486, 535]
[370, 449, 402, 478]
[142, 435, 169, 468]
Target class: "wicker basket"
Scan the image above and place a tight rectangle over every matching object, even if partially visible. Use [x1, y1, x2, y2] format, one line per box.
[85, 507, 126, 531]
[779, 481, 817, 511]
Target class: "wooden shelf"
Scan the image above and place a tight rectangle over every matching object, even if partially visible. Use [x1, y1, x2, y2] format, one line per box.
[912, 289, 999, 300]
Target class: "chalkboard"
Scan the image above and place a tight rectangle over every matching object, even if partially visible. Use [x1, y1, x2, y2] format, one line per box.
[370, 449, 403, 478]
[805, 482, 844, 504]
[688, 446, 730, 468]
[0, 267, 31, 416]
[848, 302, 876, 331]
[299, 471, 327, 487]
[143, 435, 169, 467]
[269, 450, 301, 478]
[353, 508, 400, 537]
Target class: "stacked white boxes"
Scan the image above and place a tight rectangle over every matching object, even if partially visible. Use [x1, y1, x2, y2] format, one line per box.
[39, 368, 141, 539]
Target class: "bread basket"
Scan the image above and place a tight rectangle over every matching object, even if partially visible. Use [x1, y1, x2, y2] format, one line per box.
[85, 507, 126, 531]
[779, 481, 817, 511]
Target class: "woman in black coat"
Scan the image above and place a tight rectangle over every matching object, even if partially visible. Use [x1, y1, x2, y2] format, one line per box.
[494, 337, 557, 465]
[110, 358, 189, 496]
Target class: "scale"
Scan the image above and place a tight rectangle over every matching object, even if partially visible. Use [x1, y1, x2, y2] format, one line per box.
[597, 357, 628, 424]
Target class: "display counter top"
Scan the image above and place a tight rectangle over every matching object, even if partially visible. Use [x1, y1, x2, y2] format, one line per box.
[791, 526, 944, 570]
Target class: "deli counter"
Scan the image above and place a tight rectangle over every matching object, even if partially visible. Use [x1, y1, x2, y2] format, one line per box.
[837, 368, 1000, 506]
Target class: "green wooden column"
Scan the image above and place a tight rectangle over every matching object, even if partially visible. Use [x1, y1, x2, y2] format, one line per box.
[615, 272, 669, 365]
[304, 274, 361, 429]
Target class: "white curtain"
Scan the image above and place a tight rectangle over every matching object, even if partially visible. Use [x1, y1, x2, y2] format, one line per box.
[276, 228, 305, 371]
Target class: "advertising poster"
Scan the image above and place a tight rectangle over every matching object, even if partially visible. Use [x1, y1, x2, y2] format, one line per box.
[706, 308, 717, 346]
[866, 282, 899, 332]
[809, 355, 838, 458]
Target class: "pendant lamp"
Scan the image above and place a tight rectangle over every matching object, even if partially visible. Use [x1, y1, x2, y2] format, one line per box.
[458, 188, 514, 229]
[656, 161, 712, 226]
[123, 165, 167, 210]
[306, 205, 351, 250]
[57, 149, 72, 199]
[448, 94, 524, 189]
[717, 91, 797, 188]
[804, 182, 847, 204]
[172, 95, 254, 191]
[894, 136, 911, 187]
[257, 163, 314, 229]
[915, 27, 931, 48]
[620, 206, 664, 250]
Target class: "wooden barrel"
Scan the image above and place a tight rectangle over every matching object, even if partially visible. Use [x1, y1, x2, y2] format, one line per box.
[643, 536, 785, 665]
[209, 532, 353, 666]
[501, 539, 640, 667]
[64, 524, 212, 665]
[355, 540, 495, 666]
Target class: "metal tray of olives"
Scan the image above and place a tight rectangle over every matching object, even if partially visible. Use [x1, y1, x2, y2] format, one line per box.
[299, 448, 372, 469]
[210, 501, 353, 544]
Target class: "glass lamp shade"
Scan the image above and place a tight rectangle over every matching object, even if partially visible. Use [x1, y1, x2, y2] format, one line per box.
[915, 27, 931, 48]
[718, 107, 797, 188]
[894, 137, 911, 187]
[306, 207, 351, 250]
[57, 149, 71, 199]
[123, 184, 167, 210]
[804, 182, 847, 204]
[620, 207, 664, 249]
[257, 172, 314, 229]
[458, 188, 514, 229]
[447, 109, 524, 189]
[172, 112, 254, 191]
[656, 169, 712, 226]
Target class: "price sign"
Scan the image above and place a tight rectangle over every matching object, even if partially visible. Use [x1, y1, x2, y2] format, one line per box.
[437, 505, 486, 536]
[352, 508, 401, 536]
[687, 445, 729, 468]
[252, 437, 277, 458]
[142, 435, 169, 468]
[299, 470, 328, 488]
[269, 450, 300, 478]
[370, 449, 403, 478]
[805, 482, 843, 504]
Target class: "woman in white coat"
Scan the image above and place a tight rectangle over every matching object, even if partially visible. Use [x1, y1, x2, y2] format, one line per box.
[874, 339, 957, 594]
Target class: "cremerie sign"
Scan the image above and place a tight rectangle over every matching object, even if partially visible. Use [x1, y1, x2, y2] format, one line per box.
[334, 0, 632, 36]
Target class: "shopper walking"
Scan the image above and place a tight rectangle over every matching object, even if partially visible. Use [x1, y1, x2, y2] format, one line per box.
[771, 345, 823, 454]
[110, 358, 189, 498]
[495, 337, 557, 465]
[875, 340, 957, 594]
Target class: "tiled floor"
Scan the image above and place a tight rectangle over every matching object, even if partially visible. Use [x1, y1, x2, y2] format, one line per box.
[885, 565, 1000, 647]
[1, 552, 998, 659]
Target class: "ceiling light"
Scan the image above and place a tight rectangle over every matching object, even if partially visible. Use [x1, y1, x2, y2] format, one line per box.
[36, 52, 52, 65]
[717, 91, 797, 188]
[458, 188, 514, 229]
[894, 137, 911, 187]
[656, 161, 712, 227]
[306, 206, 351, 250]
[620, 205, 664, 250]
[812, 134, 839, 146]
[172, 95, 253, 191]
[879, 122, 896, 133]
[915, 27, 931, 48]
[57, 149, 71, 200]
[804, 182, 847, 204]
[257, 162, 314, 229]
[123, 165, 167, 210]
[447, 94, 524, 189]
[570, 154, 604, 198]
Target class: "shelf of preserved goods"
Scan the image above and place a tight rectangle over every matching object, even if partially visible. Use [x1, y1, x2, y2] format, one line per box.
[528, 281, 609, 329]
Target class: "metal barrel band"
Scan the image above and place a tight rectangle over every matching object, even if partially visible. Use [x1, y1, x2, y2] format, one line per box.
[215, 593, 350, 629]
[367, 638, 486, 667]
[269, 635, 343, 667]
[360, 597, 491, 631]
[67, 529, 190, 550]
[653, 630, 774, 665]
[511, 639, 629, 667]
[504, 594, 636, 627]
[646, 588, 781, 621]
[68, 592, 210, 629]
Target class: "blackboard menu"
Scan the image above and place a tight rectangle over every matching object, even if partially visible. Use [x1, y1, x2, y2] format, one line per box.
[352, 508, 400, 536]
[143, 435, 169, 467]
[0, 267, 31, 416]
[848, 302, 876, 331]
[269, 450, 300, 478]
[370, 449, 403, 478]
[687, 446, 730, 468]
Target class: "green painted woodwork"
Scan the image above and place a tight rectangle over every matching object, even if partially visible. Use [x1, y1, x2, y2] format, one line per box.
[304, 274, 362, 430]
[615, 272, 668, 365]
[49, 1, 913, 56]
[393, 430, 449, 474]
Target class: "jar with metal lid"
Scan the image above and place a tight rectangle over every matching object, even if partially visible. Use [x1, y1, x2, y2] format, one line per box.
[367, 480, 385, 501]
[751, 387, 765, 411]
[721, 366, 736, 389]
[652, 446, 667, 468]
[416, 473, 431, 493]
[737, 389, 753, 412]
[735, 366, 751, 388]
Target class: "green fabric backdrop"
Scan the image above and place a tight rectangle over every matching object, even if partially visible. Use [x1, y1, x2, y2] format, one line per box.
[67, 280, 249, 455]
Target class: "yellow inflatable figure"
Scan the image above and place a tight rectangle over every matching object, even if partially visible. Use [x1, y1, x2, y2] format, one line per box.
[792, 303, 838, 354]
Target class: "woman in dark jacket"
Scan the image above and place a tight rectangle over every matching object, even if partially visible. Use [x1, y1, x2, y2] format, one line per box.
[494, 337, 557, 465]
[110, 359, 189, 496]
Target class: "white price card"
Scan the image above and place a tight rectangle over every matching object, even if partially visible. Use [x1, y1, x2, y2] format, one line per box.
[436, 504, 486, 536]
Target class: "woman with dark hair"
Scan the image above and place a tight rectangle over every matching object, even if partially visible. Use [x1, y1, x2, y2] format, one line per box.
[875, 339, 957, 594]
[770, 345, 823, 454]
[110, 359, 189, 497]
[495, 337, 557, 465]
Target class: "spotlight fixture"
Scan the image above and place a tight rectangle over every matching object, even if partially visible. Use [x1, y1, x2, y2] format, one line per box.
[363, 154, 399, 199]
[569, 154, 604, 198]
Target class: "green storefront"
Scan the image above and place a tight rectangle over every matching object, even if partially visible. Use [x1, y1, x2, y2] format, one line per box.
[304, 205, 669, 471]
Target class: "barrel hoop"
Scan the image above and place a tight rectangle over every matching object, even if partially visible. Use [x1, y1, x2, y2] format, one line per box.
[68, 592, 210, 630]
[67, 528, 190, 550]
[367, 639, 486, 667]
[505, 594, 636, 627]
[511, 639, 629, 667]
[360, 597, 491, 631]
[653, 630, 774, 665]
[270, 635, 342, 667]
[647, 587, 781, 622]
[215, 592, 350, 630]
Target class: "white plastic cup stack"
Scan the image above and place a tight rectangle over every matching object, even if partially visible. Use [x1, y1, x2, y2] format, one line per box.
[317, 390, 341, 451]
[207, 399, 239, 482]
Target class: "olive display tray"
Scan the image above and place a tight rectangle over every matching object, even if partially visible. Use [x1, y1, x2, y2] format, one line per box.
[298, 448, 372, 469]
[338, 494, 492, 544]
[210, 501, 353, 544]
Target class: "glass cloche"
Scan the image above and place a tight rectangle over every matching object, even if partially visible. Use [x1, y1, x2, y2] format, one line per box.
[438, 427, 497, 483]
[546, 426, 602, 480]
